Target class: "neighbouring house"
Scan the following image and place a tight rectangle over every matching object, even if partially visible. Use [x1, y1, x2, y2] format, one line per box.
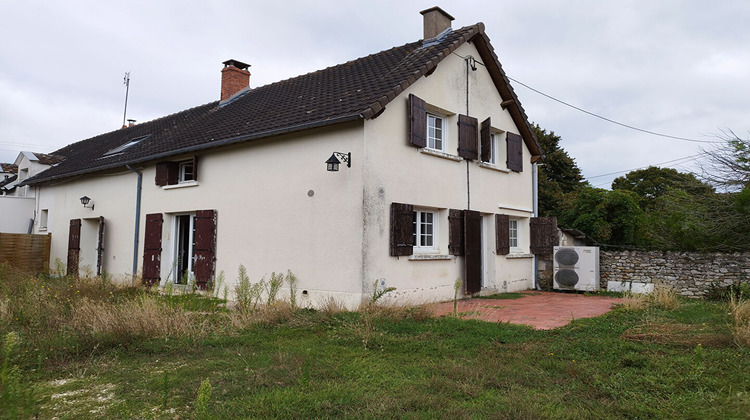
[21, 7, 557, 306]
[0, 163, 18, 195]
[0, 152, 63, 233]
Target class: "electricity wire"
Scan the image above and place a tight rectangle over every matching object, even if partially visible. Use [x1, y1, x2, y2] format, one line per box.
[507, 76, 723, 144]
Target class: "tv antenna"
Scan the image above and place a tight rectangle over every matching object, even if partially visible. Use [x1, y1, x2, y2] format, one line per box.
[122, 72, 131, 127]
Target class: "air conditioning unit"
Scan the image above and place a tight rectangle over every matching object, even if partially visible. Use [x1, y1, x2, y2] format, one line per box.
[553, 246, 600, 291]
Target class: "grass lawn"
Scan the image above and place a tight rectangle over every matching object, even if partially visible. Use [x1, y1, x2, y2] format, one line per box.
[1, 267, 749, 419]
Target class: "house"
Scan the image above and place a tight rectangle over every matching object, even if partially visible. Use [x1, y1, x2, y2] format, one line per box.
[21, 7, 556, 306]
[0, 163, 18, 195]
[0, 152, 63, 233]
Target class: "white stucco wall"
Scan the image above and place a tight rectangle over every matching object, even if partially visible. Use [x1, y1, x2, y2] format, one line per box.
[360, 42, 536, 304]
[0, 197, 35, 233]
[37, 122, 368, 307]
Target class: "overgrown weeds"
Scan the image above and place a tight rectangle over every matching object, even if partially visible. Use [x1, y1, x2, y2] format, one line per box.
[729, 296, 750, 347]
[621, 285, 680, 311]
[0, 332, 37, 418]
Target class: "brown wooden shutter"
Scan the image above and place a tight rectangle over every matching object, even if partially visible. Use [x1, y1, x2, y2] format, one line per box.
[464, 210, 482, 294]
[192, 155, 199, 182]
[96, 216, 105, 276]
[457, 114, 478, 160]
[506, 132, 523, 172]
[448, 209, 465, 256]
[530, 217, 558, 255]
[408, 94, 427, 148]
[480, 118, 491, 162]
[66, 218, 81, 277]
[194, 209, 217, 290]
[142, 213, 163, 285]
[390, 202, 414, 256]
[495, 214, 510, 255]
[155, 162, 179, 186]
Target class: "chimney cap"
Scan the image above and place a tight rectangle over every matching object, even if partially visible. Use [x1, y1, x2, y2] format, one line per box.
[420, 7, 455, 39]
[222, 59, 251, 70]
[420, 6, 455, 21]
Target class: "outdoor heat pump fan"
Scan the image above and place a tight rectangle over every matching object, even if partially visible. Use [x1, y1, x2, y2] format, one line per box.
[552, 246, 600, 291]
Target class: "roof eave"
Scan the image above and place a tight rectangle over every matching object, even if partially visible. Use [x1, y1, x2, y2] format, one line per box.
[470, 31, 542, 161]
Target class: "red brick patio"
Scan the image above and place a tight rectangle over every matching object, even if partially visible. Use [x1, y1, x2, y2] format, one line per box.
[432, 290, 624, 329]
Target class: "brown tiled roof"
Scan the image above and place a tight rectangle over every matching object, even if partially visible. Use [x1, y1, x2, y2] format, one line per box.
[25, 23, 540, 185]
[0, 163, 17, 173]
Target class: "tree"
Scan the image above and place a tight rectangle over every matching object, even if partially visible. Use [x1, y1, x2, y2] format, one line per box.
[701, 130, 750, 190]
[559, 187, 643, 247]
[642, 189, 750, 252]
[611, 166, 714, 210]
[533, 124, 588, 217]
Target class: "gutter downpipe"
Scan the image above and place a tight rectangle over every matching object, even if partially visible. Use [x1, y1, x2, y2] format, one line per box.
[125, 164, 142, 281]
[532, 161, 539, 290]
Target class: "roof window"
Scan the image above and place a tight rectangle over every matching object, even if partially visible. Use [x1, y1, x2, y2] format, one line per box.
[102, 134, 152, 157]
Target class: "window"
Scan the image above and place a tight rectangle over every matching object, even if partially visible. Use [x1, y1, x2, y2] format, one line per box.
[509, 219, 519, 250]
[390, 202, 442, 256]
[156, 156, 198, 186]
[179, 160, 195, 183]
[412, 210, 436, 251]
[488, 133, 498, 165]
[427, 114, 445, 151]
[39, 209, 48, 230]
[102, 134, 152, 157]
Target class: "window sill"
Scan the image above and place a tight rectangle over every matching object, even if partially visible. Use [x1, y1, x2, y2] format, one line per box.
[506, 253, 533, 259]
[420, 148, 463, 162]
[408, 254, 454, 261]
[478, 162, 509, 173]
[163, 181, 199, 190]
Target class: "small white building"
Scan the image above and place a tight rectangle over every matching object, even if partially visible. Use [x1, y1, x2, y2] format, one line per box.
[0, 152, 63, 233]
[22, 8, 556, 306]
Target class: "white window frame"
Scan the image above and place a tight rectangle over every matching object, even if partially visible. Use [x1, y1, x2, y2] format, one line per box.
[488, 133, 499, 165]
[412, 209, 438, 253]
[178, 160, 195, 183]
[427, 113, 446, 151]
[509, 218, 520, 253]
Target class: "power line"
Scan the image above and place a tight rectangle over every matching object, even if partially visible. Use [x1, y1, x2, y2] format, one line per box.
[586, 154, 704, 180]
[507, 77, 724, 144]
[588, 154, 704, 188]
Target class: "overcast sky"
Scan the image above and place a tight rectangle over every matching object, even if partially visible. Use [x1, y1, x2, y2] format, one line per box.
[1, 0, 748, 188]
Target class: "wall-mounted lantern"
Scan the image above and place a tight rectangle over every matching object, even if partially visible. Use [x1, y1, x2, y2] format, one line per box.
[326, 152, 351, 172]
[80, 196, 95, 210]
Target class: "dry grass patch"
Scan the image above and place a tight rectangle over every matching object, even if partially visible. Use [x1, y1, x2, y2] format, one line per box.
[70, 297, 205, 340]
[729, 297, 750, 347]
[650, 285, 680, 310]
[621, 322, 732, 348]
[620, 285, 681, 311]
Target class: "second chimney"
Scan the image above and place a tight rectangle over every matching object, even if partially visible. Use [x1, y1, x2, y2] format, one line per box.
[220, 59, 251, 101]
[420, 7, 454, 39]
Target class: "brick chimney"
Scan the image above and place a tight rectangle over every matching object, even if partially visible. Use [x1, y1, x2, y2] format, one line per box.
[220, 59, 251, 101]
[420, 7, 454, 39]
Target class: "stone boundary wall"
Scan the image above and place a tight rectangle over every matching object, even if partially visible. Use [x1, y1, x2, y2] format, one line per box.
[600, 251, 750, 297]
